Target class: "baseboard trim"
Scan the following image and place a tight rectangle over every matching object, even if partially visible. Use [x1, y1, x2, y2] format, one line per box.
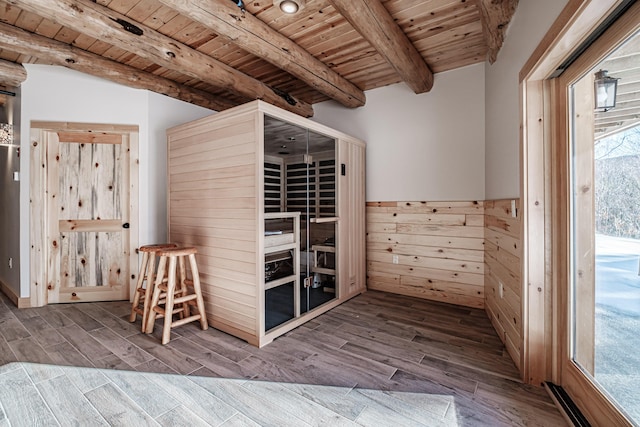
[544, 381, 591, 427]
[0, 280, 31, 308]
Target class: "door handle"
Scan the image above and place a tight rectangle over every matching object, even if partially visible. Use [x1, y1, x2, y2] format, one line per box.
[122, 223, 130, 229]
[303, 276, 312, 288]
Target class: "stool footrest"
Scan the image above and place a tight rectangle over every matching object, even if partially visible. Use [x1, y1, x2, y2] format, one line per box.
[172, 294, 197, 304]
[144, 246, 208, 344]
[172, 315, 203, 328]
[156, 282, 179, 292]
[152, 306, 186, 316]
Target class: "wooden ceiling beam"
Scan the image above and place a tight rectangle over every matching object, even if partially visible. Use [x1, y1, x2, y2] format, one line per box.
[0, 57, 27, 87]
[477, 0, 519, 64]
[327, 0, 433, 94]
[0, 22, 235, 111]
[157, 0, 365, 108]
[6, 0, 313, 117]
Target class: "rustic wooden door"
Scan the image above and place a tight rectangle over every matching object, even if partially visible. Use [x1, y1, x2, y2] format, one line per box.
[43, 126, 138, 303]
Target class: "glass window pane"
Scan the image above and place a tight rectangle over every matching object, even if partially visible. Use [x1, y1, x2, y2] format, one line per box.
[570, 30, 640, 424]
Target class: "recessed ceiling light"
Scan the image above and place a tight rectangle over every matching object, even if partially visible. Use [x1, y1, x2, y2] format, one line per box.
[274, 0, 306, 14]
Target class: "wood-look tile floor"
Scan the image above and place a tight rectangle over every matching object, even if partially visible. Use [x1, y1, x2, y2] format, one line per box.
[0, 290, 567, 426]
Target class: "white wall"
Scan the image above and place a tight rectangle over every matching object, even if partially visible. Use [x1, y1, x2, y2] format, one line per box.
[484, 0, 569, 199]
[313, 63, 485, 202]
[145, 91, 212, 244]
[19, 65, 148, 298]
[18, 65, 213, 298]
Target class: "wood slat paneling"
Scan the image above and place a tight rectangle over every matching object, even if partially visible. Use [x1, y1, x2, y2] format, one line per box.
[167, 111, 259, 339]
[484, 199, 522, 373]
[367, 200, 485, 309]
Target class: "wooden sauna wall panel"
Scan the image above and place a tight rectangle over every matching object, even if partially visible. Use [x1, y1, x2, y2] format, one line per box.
[167, 112, 259, 338]
[340, 138, 366, 298]
[366, 201, 485, 308]
[484, 199, 522, 370]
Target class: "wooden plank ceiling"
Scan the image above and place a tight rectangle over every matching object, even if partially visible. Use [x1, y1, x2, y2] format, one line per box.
[0, 0, 518, 116]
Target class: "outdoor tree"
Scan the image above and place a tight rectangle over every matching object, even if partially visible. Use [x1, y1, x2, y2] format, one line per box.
[595, 126, 640, 238]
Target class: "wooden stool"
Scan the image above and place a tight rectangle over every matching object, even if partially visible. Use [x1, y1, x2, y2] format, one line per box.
[129, 243, 178, 332]
[145, 246, 208, 344]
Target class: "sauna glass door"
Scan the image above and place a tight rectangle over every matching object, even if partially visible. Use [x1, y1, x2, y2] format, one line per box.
[263, 115, 337, 332]
[301, 131, 337, 314]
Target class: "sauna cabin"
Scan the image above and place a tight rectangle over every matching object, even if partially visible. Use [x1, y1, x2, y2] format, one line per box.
[166, 100, 365, 346]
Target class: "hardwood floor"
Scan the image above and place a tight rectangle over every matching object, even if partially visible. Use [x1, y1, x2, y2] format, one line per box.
[0, 290, 567, 426]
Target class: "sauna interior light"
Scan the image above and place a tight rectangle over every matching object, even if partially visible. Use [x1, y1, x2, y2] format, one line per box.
[274, 0, 306, 14]
[0, 123, 13, 145]
[594, 69, 619, 112]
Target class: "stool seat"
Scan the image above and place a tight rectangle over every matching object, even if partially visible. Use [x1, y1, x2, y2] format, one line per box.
[140, 243, 178, 253]
[156, 246, 198, 257]
[130, 243, 178, 332]
[145, 246, 208, 344]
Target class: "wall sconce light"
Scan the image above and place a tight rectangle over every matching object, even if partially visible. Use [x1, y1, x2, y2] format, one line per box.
[594, 69, 619, 112]
[0, 123, 13, 145]
[274, 0, 306, 14]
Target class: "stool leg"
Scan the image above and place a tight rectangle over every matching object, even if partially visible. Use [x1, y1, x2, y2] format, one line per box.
[129, 251, 149, 323]
[140, 252, 157, 333]
[145, 255, 167, 335]
[189, 253, 208, 331]
[162, 256, 178, 345]
[178, 255, 190, 319]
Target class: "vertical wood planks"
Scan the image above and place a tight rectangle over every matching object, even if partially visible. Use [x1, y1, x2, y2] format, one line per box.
[56, 137, 126, 293]
[47, 131, 62, 303]
[569, 74, 596, 375]
[30, 129, 47, 307]
[29, 122, 139, 306]
[366, 200, 485, 308]
[57, 141, 122, 220]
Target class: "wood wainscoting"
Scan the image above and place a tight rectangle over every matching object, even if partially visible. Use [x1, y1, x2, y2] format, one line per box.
[366, 199, 523, 374]
[366, 201, 485, 309]
[484, 199, 522, 372]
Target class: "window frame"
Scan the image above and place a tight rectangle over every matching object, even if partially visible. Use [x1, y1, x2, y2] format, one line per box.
[521, 0, 640, 424]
